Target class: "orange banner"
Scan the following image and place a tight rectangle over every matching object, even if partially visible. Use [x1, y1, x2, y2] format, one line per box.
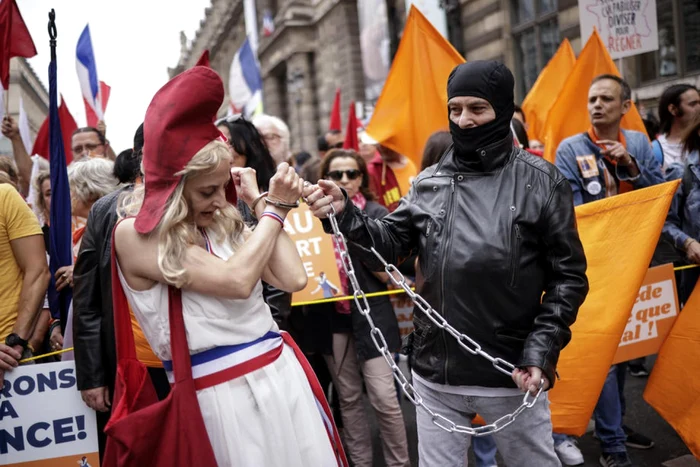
[365, 6, 464, 169]
[612, 264, 680, 364]
[542, 29, 647, 164]
[550, 180, 679, 435]
[644, 281, 700, 459]
[521, 39, 576, 143]
[286, 202, 343, 303]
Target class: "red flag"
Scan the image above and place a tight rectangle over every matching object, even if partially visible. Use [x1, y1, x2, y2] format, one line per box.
[195, 50, 210, 68]
[0, 0, 37, 88]
[32, 96, 78, 164]
[84, 81, 111, 127]
[329, 88, 341, 131]
[343, 102, 359, 151]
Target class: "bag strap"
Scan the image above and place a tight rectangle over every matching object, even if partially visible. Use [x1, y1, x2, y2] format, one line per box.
[110, 219, 138, 361]
[167, 285, 194, 383]
[652, 139, 665, 167]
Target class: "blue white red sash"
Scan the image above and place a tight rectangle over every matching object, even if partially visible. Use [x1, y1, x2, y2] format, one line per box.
[161, 331, 283, 389]
[161, 331, 349, 466]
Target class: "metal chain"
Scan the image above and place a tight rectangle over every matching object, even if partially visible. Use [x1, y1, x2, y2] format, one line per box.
[326, 206, 543, 437]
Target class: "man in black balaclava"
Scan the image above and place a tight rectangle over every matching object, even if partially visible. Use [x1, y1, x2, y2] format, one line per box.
[304, 60, 589, 466]
[447, 60, 514, 170]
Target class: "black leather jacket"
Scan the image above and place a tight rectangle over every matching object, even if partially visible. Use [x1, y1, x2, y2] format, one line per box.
[326, 135, 589, 388]
[73, 187, 127, 391]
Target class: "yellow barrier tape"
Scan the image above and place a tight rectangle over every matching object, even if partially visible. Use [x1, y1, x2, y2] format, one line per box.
[291, 288, 411, 307]
[20, 347, 74, 364]
[673, 264, 699, 272]
[17, 265, 699, 361]
[290, 264, 699, 307]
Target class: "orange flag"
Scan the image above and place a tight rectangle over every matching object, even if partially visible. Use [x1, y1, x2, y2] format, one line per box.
[644, 281, 700, 458]
[542, 29, 647, 163]
[521, 39, 575, 143]
[365, 6, 463, 168]
[550, 180, 680, 435]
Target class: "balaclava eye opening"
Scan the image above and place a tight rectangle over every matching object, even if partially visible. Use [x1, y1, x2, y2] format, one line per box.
[447, 61, 515, 162]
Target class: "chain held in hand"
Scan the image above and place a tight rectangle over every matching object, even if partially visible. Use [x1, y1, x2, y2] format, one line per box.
[326, 205, 544, 436]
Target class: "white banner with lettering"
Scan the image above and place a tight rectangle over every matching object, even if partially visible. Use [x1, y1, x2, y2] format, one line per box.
[578, 0, 659, 59]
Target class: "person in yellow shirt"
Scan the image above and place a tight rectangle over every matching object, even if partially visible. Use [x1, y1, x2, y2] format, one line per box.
[0, 184, 50, 386]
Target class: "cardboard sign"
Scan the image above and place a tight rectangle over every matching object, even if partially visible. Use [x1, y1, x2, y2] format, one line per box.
[613, 263, 680, 364]
[287, 203, 343, 303]
[579, 0, 659, 59]
[0, 361, 99, 466]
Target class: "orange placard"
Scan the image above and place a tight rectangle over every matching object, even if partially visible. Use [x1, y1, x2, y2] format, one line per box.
[612, 264, 680, 364]
[286, 203, 343, 304]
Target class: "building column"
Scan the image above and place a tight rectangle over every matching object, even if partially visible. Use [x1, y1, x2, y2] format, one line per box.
[286, 52, 317, 153]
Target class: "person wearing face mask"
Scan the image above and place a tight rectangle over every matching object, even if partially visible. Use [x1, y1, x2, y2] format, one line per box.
[304, 60, 589, 466]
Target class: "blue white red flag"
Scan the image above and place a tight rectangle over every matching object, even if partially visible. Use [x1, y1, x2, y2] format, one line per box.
[76, 24, 109, 126]
[228, 37, 263, 118]
[262, 10, 275, 37]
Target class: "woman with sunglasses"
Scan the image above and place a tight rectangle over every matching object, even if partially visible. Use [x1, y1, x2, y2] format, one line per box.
[319, 150, 410, 467]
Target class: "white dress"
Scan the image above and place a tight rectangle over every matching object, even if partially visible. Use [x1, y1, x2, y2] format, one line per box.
[117, 228, 338, 467]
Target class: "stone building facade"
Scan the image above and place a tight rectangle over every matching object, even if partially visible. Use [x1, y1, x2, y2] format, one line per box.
[0, 58, 49, 156]
[172, 0, 700, 152]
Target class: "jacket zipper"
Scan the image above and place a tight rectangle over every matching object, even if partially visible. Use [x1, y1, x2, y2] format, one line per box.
[440, 177, 456, 383]
[509, 224, 521, 288]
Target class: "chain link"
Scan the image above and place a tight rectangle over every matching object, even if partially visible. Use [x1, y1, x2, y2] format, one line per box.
[326, 206, 543, 437]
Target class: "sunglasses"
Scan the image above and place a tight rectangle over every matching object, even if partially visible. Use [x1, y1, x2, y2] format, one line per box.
[326, 170, 362, 181]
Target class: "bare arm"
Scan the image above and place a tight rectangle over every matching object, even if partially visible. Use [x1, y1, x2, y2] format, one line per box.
[261, 230, 308, 293]
[1, 116, 32, 196]
[117, 205, 297, 299]
[9, 234, 51, 340]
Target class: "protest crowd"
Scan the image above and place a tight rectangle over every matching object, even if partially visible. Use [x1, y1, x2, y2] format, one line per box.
[1, 2, 700, 467]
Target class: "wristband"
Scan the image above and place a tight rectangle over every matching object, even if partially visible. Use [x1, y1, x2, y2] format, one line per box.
[264, 197, 300, 210]
[251, 191, 269, 214]
[260, 211, 285, 227]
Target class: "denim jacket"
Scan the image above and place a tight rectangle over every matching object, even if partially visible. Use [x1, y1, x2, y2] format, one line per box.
[555, 130, 664, 206]
[662, 150, 700, 251]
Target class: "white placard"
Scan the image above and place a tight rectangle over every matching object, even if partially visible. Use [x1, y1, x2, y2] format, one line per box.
[0, 361, 99, 466]
[578, 0, 659, 59]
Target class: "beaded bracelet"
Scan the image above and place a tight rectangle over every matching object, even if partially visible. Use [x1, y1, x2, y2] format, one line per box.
[260, 211, 285, 227]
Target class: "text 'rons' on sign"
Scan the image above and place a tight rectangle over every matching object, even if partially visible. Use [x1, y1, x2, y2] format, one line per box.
[613, 263, 680, 364]
[287, 202, 343, 303]
[0, 361, 99, 467]
[578, 0, 659, 59]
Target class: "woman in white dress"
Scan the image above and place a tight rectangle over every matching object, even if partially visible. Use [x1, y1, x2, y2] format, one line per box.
[113, 66, 346, 466]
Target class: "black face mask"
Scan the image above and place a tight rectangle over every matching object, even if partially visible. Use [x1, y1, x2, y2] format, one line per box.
[447, 61, 515, 161]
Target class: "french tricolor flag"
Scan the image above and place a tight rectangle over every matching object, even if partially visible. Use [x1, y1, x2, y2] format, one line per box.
[76, 24, 110, 127]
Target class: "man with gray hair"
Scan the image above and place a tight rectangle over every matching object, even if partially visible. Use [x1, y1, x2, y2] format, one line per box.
[252, 114, 291, 165]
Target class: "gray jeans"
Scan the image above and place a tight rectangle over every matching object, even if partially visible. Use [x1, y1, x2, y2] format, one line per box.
[414, 376, 561, 467]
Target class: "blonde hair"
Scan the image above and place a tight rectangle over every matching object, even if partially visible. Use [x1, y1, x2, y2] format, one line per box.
[119, 140, 245, 287]
[34, 170, 52, 217]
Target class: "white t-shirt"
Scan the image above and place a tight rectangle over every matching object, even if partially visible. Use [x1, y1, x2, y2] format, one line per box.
[658, 134, 686, 167]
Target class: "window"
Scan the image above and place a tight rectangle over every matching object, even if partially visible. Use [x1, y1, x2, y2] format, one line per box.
[511, 0, 559, 98]
[684, 0, 700, 72]
[638, 0, 677, 82]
